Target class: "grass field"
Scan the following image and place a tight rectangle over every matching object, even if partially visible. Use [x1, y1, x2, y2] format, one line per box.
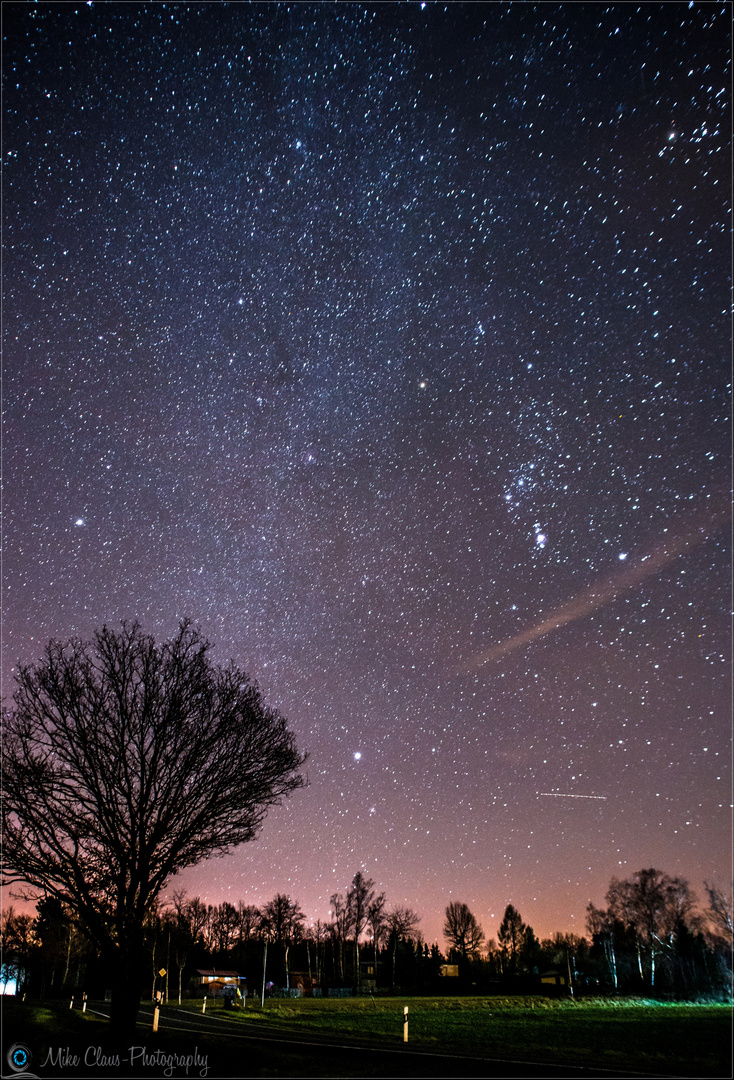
[185, 993, 732, 1076]
[3, 995, 732, 1078]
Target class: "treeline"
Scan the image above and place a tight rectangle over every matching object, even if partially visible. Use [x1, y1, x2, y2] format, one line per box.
[2, 869, 731, 1002]
[447, 871, 732, 999]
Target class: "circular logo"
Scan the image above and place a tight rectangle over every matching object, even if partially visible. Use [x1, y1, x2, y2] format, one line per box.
[7, 1043, 32, 1073]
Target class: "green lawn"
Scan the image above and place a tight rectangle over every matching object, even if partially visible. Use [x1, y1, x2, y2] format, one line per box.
[3, 995, 732, 1077]
[185, 993, 733, 1076]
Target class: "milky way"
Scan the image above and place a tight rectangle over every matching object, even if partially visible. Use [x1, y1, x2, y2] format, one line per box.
[4, 2, 730, 945]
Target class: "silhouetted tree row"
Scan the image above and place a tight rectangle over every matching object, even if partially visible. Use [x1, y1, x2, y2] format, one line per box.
[437, 871, 731, 999]
[5, 869, 730, 1002]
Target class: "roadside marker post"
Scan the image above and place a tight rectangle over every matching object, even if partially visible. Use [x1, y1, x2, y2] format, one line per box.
[202, 995, 207, 1013]
[403, 1005, 408, 1043]
[152, 1004, 160, 1033]
[69, 996, 74, 1010]
[82, 993, 87, 1013]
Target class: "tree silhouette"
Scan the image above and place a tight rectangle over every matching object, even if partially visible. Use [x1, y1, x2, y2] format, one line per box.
[329, 890, 353, 983]
[586, 902, 619, 990]
[1, 620, 305, 1035]
[260, 893, 305, 988]
[606, 868, 696, 988]
[443, 901, 484, 961]
[347, 872, 377, 989]
[498, 904, 526, 976]
[386, 905, 420, 987]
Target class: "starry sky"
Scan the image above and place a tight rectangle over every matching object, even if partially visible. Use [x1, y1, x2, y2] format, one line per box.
[4, 2, 731, 947]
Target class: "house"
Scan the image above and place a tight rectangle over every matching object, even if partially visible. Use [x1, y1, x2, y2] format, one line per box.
[195, 969, 242, 997]
[359, 961, 377, 991]
[439, 964, 459, 978]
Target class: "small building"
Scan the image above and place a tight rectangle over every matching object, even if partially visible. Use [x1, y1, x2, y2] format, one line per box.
[359, 961, 378, 991]
[539, 969, 568, 989]
[288, 971, 318, 995]
[439, 964, 460, 978]
[195, 969, 242, 997]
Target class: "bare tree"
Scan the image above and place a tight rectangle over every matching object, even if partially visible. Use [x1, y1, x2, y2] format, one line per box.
[166, 891, 195, 1005]
[705, 882, 733, 939]
[33, 895, 85, 995]
[1, 620, 305, 1035]
[704, 881, 733, 977]
[260, 893, 305, 989]
[606, 868, 696, 988]
[311, 919, 329, 986]
[329, 891, 353, 983]
[347, 872, 376, 989]
[443, 901, 484, 961]
[184, 897, 211, 948]
[259, 893, 305, 943]
[367, 891, 387, 961]
[386, 905, 420, 987]
[586, 902, 619, 990]
[210, 902, 240, 955]
[236, 902, 261, 944]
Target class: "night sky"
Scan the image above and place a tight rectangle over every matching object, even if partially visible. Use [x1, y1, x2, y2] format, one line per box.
[4, 2, 730, 947]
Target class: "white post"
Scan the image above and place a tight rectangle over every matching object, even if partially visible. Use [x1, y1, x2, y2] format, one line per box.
[403, 1005, 409, 1043]
[82, 993, 87, 1013]
[69, 996, 74, 1010]
[152, 1004, 160, 1032]
[202, 995, 207, 1013]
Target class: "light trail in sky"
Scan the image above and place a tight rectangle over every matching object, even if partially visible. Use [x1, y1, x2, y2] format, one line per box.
[539, 793, 608, 800]
[462, 490, 729, 671]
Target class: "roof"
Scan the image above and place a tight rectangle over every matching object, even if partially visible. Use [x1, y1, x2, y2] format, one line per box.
[195, 969, 241, 978]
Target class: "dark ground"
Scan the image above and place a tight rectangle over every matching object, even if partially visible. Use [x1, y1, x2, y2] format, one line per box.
[2, 998, 729, 1080]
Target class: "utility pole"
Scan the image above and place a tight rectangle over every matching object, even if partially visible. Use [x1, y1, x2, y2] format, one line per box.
[566, 948, 574, 997]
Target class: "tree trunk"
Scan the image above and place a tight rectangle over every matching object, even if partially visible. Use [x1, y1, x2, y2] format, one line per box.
[64, 927, 73, 984]
[107, 946, 143, 1041]
[150, 937, 157, 1001]
[604, 937, 618, 991]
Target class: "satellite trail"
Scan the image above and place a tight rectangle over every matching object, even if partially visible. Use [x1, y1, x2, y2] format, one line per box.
[539, 793, 607, 800]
